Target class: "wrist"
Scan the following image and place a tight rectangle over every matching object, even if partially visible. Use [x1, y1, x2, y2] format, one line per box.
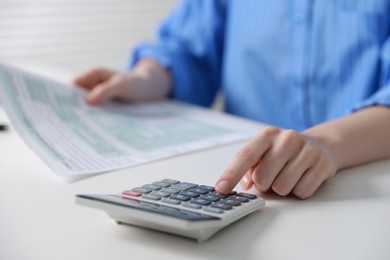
[303, 125, 344, 171]
[133, 59, 172, 98]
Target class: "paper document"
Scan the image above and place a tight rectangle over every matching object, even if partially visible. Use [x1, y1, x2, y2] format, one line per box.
[0, 63, 258, 176]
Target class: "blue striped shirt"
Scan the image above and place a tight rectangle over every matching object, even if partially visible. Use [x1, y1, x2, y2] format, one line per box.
[131, 0, 390, 131]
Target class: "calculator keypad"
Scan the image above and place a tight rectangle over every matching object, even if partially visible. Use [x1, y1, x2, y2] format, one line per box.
[122, 179, 258, 216]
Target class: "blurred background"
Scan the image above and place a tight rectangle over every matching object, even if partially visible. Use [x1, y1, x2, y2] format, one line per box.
[0, 0, 177, 81]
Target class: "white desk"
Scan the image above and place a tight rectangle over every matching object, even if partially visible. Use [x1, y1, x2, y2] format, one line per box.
[1, 106, 390, 260]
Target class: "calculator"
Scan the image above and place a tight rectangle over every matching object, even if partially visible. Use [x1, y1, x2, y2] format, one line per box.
[76, 179, 265, 242]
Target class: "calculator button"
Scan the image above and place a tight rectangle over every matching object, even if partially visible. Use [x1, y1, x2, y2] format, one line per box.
[161, 198, 181, 205]
[179, 191, 200, 198]
[142, 184, 161, 190]
[161, 179, 180, 185]
[142, 194, 161, 201]
[208, 191, 228, 199]
[182, 202, 202, 209]
[230, 196, 249, 203]
[131, 187, 152, 194]
[198, 185, 215, 191]
[221, 199, 241, 207]
[211, 203, 233, 210]
[203, 207, 223, 214]
[160, 188, 181, 194]
[188, 188, 209, 195]
[150, 191, 171, 198]
[152, 181, 172, 188]
[200, 195, 220, 202]
[169, 194, 191, 201]
[170, 182, 198, 191]
[122, 190, 142, 197]
[237, 192, 257, 200]
[190, 198, 211, 206]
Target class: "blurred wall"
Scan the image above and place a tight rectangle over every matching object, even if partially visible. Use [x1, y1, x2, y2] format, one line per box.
[0, 0, 177, 78]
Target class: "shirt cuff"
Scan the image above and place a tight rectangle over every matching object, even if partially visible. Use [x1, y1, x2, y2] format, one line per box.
[129, 43, 173, 70]
[352, 84, 390, 112]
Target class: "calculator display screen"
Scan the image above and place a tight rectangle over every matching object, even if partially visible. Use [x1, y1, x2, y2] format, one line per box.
[77, 194, 220, 221]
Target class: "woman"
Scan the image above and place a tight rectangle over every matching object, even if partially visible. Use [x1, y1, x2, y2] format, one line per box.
[74, 1, 390, 198]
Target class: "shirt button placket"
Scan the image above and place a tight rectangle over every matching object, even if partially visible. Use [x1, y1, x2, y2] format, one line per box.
[291, 0, 310, 130]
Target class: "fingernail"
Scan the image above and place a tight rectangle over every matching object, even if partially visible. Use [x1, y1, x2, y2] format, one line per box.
[216, 180, 230, 194]
[240, 175, 249, 189]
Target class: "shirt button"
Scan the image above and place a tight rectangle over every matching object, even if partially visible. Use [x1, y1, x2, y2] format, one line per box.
[293, 12, 305, 24]
[292, 79, 304, 89]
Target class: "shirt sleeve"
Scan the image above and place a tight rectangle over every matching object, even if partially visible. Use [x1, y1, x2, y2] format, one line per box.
[129, 0, 227, 107]
[353, 35, 390, 111]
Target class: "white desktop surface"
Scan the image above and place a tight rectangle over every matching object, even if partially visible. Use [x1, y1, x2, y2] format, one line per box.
[1, 107, 390, 260]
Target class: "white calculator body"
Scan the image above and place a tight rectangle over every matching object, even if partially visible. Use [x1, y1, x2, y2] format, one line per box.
[76, 179, 265, 242]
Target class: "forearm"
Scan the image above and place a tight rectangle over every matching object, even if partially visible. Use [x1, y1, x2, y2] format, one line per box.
[304, 106, 390, 171]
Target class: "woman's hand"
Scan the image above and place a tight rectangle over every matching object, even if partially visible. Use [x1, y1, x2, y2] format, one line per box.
[215, 126, 338, 199]
[73, 59, 172, 106]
